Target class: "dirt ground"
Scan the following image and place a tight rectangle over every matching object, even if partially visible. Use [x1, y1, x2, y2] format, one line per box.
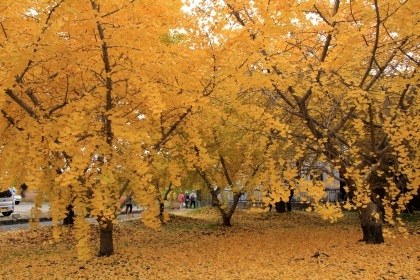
[1, 207, 419, 280]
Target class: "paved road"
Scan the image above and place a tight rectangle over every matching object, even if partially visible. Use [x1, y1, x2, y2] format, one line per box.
[10, 201, 50, 216]
[0, 202, 143, 231]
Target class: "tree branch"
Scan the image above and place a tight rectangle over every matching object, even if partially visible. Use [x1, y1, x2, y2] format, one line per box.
[364, 37, 408, 91]
[226, 4, 246, 27]
[1, 109, 24, 131]
[360, 0, 381, 87]
[91, 0, 114, 145]
[25, 89, 41, 107]
[154, 107, 192, 151]
[0, 22, 7, 38]
[220, 155, 234, 187]
[4, 89, 39, 119]
[327, 107, 355, 138]
[48, 76, 69, 116]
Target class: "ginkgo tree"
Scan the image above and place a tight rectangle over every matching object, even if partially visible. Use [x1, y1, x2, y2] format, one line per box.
[176, 50, 287, 225]
[0, 0, 210, 258]
[198, 0, 420, 243]
[178, 1, 308, 226]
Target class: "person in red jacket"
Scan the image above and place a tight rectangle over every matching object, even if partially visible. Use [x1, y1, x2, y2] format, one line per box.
[178, 192, 185, 209]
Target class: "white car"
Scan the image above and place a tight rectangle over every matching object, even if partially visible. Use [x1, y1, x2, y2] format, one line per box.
[0, 189, 15, 216]
[11, 187, 21, 205]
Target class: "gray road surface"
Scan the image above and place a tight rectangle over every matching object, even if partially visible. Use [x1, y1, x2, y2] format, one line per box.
[0, 202, 142, 231]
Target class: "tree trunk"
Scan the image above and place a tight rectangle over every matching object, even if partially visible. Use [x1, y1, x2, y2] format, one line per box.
[159, 201, 165, 222]
[221, 212, 232, 226]
[159, 183, 172, 221]
[275, 201, 286, 213]
[63, 204, 75, 225]
[98, 220, 114, 256]
[218, 192, 242, 226]
[339, 180, 347, 202]
[358, 200, 384, 244]
[196, 168, 238, 227]
[287, 190, 294, 211]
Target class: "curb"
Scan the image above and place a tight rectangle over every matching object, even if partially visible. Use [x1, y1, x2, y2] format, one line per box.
[0, 217, 52, 226]
[0, 209, 143, 226]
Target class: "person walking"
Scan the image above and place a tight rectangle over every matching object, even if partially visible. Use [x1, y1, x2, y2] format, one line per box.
[189, 190, 197, 208]
[178, 192, 185, 209]
[185, 192, 190, 209]
[125, 196, 133, 217]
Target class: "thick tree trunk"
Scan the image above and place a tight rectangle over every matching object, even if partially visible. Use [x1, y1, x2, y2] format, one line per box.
[275, 201, 286, 213]
[358, 200, 384, 244]
[196, 168, 238, 227]
[221, 212, 232, 227]
[216, 192, 241, 227]
[98, 220, 114, 256]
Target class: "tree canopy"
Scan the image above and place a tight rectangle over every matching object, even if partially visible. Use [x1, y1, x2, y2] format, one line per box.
[1, 0, 419, 257]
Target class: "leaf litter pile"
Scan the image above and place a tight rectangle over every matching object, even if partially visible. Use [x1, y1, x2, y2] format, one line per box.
[1, 208, 419, 280]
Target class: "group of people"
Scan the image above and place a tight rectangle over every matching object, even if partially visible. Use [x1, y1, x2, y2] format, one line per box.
[124, 191, 198, 215]
[178, 191, 197, 209]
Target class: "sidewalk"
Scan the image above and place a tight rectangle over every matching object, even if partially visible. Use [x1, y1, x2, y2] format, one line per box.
[0, 202, 143, 226]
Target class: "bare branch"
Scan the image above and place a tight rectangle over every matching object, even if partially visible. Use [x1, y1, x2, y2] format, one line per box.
[76, 133, 94, 142]
[364, 37, 408, 90]
[1, 109, 24, 131]
[154, 107, 192, 151]
[360, 0, 381, 87]
[15, 60, 33, 83]
[301, 87, 312, 103]
[25, 89, 41, 107]
[220, 155, 234, 187]
[272, 84, 295, 108]
[0, 22, 8, 38]
[227, 4, 246, 27]
[290, 87, 323, 139]
[397, 83, 410, 110]
[327, 107, 355, 138]
[101, 0, 135, 18]
[118, 179, 130, 202]
[48, 76, 69, 116]
[5, 89, 39, 119]
[312, 5, 332, 26]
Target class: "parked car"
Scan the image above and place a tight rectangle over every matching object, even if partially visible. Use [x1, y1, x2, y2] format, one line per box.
[11, 187, 21, 205]
[0, 189, 15, 216]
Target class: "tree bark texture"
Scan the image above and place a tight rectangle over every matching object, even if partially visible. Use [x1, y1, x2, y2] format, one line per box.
[358, 200, 384, 244]
[221, 212, 232, 227]
[275, 201, 286, 213]
[159, 201, 165, 222]
[217, 192, 242, 226]
[98, 220, 114, 256]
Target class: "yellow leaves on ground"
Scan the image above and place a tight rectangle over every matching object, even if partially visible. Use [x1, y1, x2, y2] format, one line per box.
[1, 209, 419, 279]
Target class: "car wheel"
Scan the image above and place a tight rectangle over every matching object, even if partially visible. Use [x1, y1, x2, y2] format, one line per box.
[2, 211, 13, 216]
[15, 201, 20, 205]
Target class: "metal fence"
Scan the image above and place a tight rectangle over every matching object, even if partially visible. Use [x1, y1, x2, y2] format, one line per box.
[290, 189, 343, 204]
[199, 188, 345, 209]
